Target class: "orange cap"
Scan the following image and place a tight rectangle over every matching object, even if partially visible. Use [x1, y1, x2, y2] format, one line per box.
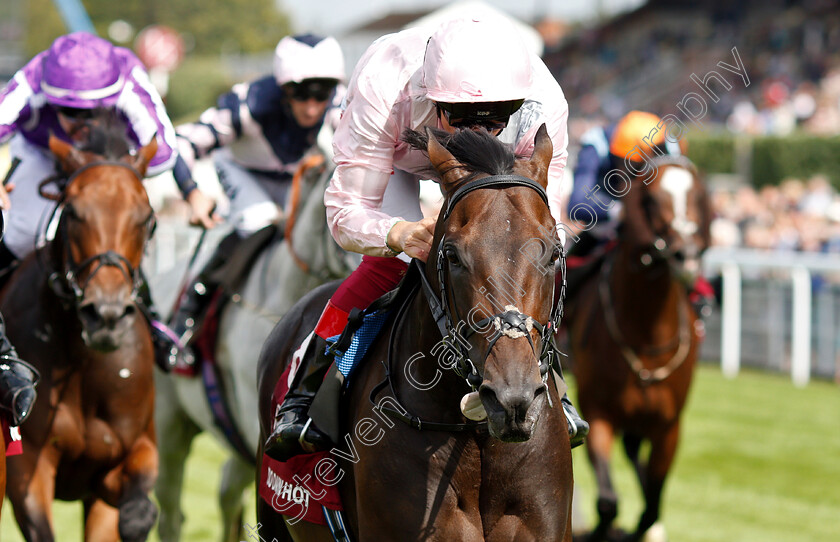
[609, 111, 665, 161]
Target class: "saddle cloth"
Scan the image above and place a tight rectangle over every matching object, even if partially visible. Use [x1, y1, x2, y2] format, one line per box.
[2, 416, 22, 456]
[258, 308, 393, 525]
[259, 361, 342, 526]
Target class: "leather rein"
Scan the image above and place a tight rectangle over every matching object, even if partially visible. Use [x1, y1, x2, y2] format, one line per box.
[373, 174, 565, 432]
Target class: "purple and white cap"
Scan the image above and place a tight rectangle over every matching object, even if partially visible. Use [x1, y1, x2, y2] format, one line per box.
[40, 32, 125, 109]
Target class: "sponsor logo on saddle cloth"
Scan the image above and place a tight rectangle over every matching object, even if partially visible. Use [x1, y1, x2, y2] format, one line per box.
[2, 417, 22, 456]
[260, 347, 342, 525]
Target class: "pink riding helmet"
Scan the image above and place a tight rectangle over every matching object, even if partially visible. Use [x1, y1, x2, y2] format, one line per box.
[40, 32, 125, 109]
[423, 16, 533, 104]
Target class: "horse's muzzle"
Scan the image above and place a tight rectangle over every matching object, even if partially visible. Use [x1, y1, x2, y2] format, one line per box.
[78, 297, 138, 351]
[479, 381, 547, 442]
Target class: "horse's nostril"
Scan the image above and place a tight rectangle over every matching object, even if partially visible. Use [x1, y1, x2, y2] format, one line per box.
[79, 303, 99, 325]
[79, 300, 133, 329]
[479, 386, 500, 410]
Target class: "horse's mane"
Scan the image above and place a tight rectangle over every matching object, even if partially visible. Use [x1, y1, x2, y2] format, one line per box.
[402, 127, 515, 181]
[79, 109, 131, 160]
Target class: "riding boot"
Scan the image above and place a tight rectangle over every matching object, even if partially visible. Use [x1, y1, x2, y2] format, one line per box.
[264, 334, 334, 462]
[135, 271, 188, 372]
[169, 231, 242, 348]
[555, 360, 589, 449]
[0, 318, 38, 426]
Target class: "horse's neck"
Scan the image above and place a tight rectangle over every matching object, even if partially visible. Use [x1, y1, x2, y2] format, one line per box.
[390, 283, 477, 421]
[611, 245, 685, 337]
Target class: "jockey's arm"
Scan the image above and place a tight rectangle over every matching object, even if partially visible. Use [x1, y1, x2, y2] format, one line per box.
[119, 64, 178, 178]
[324, 164, 405, 258]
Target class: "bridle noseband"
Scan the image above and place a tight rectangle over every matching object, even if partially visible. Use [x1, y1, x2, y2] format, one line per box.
[42, 161, 152, 307]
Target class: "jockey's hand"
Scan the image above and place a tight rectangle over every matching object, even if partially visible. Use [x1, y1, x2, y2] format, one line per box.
[187, 188, 221, 229]
[387, 217, 437, 262]
[0, 182, 13, 210]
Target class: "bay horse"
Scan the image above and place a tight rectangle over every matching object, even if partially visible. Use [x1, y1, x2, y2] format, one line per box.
[565, 157, 711, 541]
[0, 127, 160, 540]
[256, 125, 574, 541]
[154, 154, 357, 542]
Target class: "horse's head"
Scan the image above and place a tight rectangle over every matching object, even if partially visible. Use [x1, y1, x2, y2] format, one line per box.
[409, 125, 559, 442]
[620, 157, 712, 282]
[47, 129, 157, 351]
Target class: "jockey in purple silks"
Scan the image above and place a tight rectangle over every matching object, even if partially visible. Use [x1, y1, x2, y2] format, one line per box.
[0, 32, 217, 372]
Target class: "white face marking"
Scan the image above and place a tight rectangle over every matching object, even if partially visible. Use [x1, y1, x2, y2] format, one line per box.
[660, 167, 697, 237]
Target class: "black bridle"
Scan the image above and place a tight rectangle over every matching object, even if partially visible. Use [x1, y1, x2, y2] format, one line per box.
[42, 161, 154, 307]
[423, 174, 563, 389]
[375, 174, 566, 432]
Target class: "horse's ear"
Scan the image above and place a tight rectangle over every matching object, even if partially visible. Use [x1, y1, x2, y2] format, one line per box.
[49, 134, 85, 173]
[526, 124, 552, 189]
[130, 134, 159, 177]
[426, 127, 469, 193]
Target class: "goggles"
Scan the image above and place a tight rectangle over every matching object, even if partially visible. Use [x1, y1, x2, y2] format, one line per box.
[286, 78, 337, 102]
[436, 99, 525, 131]
[55, 106, 97, 120]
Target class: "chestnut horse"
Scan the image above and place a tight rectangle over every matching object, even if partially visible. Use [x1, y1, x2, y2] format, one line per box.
[0, 127, 160, 540]
[565, 157, 711, 541]
[256, 126, 574, 541]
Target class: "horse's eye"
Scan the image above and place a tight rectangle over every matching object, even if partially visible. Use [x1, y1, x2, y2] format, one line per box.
[145, 213, 157, 238]
[550, 246, 561, 265]
[444, 246, 462, 267]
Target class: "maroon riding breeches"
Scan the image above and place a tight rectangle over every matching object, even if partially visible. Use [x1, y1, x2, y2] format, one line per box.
[314, 255, 409, 340]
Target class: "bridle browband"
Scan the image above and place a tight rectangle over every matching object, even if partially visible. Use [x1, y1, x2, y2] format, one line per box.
[374, 173, 565, 432]
[42, 161, 152, 307]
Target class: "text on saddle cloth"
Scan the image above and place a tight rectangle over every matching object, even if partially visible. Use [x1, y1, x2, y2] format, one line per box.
[261, 363, 342, 526]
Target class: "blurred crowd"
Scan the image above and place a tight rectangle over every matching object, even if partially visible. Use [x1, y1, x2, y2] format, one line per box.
[547, 0, 840, 138]
[709, 174, 840, 252]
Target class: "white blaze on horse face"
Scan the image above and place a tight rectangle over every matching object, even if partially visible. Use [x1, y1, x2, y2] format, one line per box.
[660, 167, 697, 238]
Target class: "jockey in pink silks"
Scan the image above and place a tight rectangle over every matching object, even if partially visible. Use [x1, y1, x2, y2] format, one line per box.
[0, 32, 216, 373]
[264, 16, 589, 462]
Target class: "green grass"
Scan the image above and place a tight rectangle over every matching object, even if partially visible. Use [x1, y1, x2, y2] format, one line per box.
[2, 365, 839, 541]
[1, 434, 256, 541]
[569, 363, 840, 541]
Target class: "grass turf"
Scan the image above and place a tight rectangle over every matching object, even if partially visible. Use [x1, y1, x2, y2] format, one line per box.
[2, 364, 838, 540]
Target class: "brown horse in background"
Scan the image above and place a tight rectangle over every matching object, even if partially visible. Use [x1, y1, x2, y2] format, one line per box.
[566, 158, 711, 542]
[1, 126, 160, 541]
[256, 126, 574, 541]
